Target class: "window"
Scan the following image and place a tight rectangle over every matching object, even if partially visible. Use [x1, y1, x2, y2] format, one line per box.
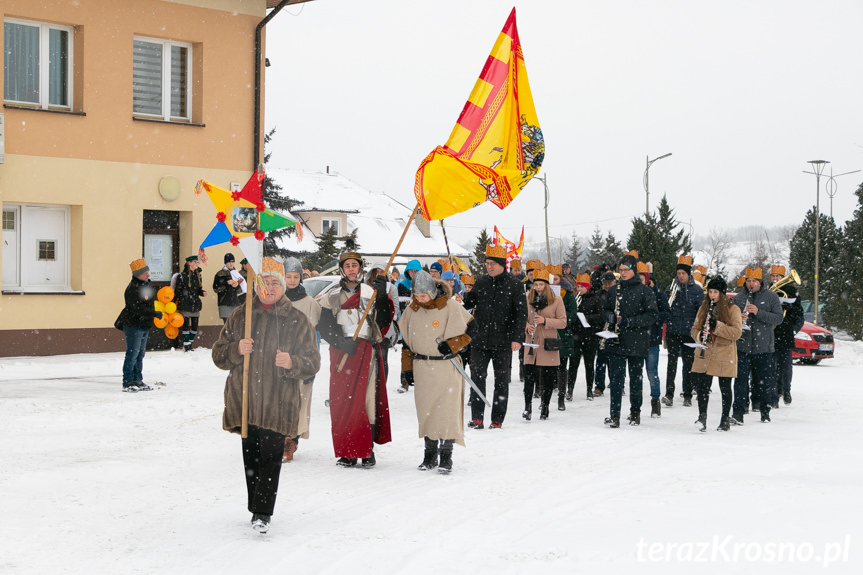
[133, 37, 191, 121]
[2, 204, 70, 291]
[3, 19, 73, 109]
[322, 217, 341, 236]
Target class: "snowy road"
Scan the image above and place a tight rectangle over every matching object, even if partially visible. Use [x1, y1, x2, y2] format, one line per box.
[2, 340, 861, 574]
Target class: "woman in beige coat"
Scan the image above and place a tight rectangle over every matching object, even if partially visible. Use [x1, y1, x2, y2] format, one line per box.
[690, 276, 742, 432]
[522, 269, 567, 421]
[399, 271, 475, 474]
[281, 257, 322, 462]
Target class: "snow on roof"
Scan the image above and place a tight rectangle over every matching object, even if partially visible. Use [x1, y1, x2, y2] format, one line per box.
[267, 168, 470, 257]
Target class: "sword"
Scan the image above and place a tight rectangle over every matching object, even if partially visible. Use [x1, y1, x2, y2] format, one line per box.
[436, 338, 491, 407]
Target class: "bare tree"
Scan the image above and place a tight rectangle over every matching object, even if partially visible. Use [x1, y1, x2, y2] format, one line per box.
[703, 227, 731, 278]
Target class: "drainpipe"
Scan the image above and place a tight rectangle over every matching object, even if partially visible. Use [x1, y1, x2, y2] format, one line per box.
[254, 0, 293, 170]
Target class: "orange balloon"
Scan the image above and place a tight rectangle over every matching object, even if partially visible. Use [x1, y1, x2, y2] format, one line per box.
[154, 315, 168, 329]
[164, 324, 179, 339]
[169, 312, 185, 328]
[157, 286, 174, 304]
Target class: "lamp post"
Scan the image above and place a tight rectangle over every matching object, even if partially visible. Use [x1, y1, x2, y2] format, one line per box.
[644, 153, 672, 216]
[805, 160, 829, 325]
[824, 168, 861, 219]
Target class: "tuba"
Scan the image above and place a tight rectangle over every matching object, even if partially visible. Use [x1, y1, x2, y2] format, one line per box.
[769, 269, 801, 299]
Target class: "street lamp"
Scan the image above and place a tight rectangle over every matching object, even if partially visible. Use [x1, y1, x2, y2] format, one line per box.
[824, 167, 861, 219]
[644, 153, 672, 216]
[805, 160, 829, 325]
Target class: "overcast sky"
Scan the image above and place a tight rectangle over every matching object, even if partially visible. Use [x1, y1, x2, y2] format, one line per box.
[264, 0, 863, 250]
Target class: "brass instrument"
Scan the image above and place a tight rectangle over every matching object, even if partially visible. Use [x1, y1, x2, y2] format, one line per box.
[769, 269, 801, 317]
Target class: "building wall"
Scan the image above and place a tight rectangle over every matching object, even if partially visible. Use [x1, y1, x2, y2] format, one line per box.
[0, 0, 268, 356]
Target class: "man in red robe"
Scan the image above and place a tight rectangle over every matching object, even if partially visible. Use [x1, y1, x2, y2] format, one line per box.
[317, 252, 392, 467]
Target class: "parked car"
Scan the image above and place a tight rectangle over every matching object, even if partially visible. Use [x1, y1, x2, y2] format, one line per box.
[303, 275, 342, 303]
[792, 321, 834, 365]
[801, 300, 826, 326]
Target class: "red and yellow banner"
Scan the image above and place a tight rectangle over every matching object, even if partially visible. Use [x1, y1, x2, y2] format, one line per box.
[493, 225, 524, 262]
[414, 8, 544, 221]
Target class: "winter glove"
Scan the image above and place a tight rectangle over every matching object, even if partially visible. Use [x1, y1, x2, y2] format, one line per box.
[372, 276, 388, 298]
[437, 340, 452, 355]
[331, 336, 358, 355]
[618, 317, 630, 329]
[401, 370, 414, 386]
[154, 311, 164, 320]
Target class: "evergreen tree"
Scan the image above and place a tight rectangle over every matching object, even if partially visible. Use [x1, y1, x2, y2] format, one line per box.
[626, 194, 691, 290]
[599, 231, 624, 265]
[824, 182, 863, 338]
[584, 226, 605, 270]
[301, 226, 340, 273]
[469, 227, 492, 276]
[564, 232, 584, 272]
[789, 207, 841, 303]
[262, 128, 305, 259]
[342, 228, 361, 252]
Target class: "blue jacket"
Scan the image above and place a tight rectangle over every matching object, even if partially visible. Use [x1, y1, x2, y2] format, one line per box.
[665, 278, 704, 337]
[649, 283, 671, 347]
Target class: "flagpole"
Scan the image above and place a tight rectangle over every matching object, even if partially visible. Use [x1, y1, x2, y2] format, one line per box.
[337, 204, 419, 373]
[241, 264, 256, 438]
[440, 218, 458, 278]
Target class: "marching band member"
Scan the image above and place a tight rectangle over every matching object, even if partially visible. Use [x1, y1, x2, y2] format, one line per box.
[662, 255, 704, 408]
[769, 265, 804, 406]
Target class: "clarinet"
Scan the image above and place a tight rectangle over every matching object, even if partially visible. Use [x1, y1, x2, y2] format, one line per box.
[700, 300, 716, 359]
[600, 285, 622, 350]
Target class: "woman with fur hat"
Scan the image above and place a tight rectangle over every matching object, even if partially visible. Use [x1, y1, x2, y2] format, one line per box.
[690, 276, 742, 431]
[317, 251, 393, 467]
[115, 258, 164, 391]
[279, 257, 322, 463]
[522, 268, 567, 421]
[211, 257, 321, 533]
[400, 271, 476, 473]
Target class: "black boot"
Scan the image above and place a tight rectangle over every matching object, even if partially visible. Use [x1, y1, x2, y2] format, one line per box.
[695, 413, 707, 432]
[761, 411, 771, 423]
[418, 449, 438, 471]
[438, 450, 453, 474]
[336, 457, 357, 467]
[651, 399, 661, 418]
[682, 396, 692, 407]
[604, 416, 620, 428]
[566, 382, 574, 402]
[558, 394, 566, 411]
[522, 400, 532, 421]
[629, 410, 640, 426]
[540, 402, 549, 420]
[661, 394, 673, 407]
[783, 392, 792, 405]
[361, 451, 376, 467]
[731, 414, 744, 426]
[717, 417, 730, 431]
[586, 386, 594, 401]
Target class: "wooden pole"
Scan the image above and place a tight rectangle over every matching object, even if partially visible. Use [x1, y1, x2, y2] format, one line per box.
[241, 265, 256, 438]
[336, 204, 420, 372]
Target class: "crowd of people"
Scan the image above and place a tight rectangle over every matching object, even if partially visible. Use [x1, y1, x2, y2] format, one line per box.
[116, 246, 804, 534]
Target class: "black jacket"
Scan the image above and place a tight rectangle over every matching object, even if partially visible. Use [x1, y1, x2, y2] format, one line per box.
[116, 277, 161, 329]
[773, 284, 805, 350]
[213, 267, 242, 308]
[175, 268, 204, 313]
[602, 275, 658, 358]
[571, 290, 603, 340]
[463, 271, 528, 350]
[649, 283, 671, 347]
[665, 278, 704, 337]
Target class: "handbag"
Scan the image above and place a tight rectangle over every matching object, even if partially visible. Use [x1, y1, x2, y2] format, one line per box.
[543, 338, 561, 352]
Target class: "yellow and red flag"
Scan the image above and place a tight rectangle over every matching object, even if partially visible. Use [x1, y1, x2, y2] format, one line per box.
[414, 8, 544, 221]
[493, 225, 524, 263]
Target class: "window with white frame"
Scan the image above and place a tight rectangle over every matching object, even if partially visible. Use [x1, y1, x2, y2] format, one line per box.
[322, 217, 341, 236]
[132, 36, 192, 121]
[3, 18, 73, 110]
[2, 204, 70, 291]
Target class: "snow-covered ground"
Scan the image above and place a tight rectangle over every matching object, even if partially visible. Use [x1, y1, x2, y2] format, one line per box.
[2, 339, 862, 575]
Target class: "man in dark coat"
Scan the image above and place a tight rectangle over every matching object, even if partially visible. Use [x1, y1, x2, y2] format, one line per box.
[462, 245, 528, 429]
[592, 270, 617, 396]
[769, 265, 805, 406]
[662, 255, 704, 407]
[115, 258, 164, 392]
[213, 252, 244, 323]
[602, 254, 658, 427]
[568, 272, 603, 401]
[732, 266, 783, 424]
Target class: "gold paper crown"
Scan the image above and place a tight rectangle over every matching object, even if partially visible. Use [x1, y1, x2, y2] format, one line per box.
[526, 259, 546, 272]
[485, 245, 507, 259]
[636, 261, 650, 274]
[548, 264, 562, 275]
[261, 257, 285, 277]
[677, 255, 693, 266]
[437, 259, 452, 272]
[770, 265, 785, 276]
[460, 274, 474, 285]
[737, 276, 745, 287]
[533, 268, 550, 283]
[576, 273, 591, 285]
[130, 258, 148, 273]
[694, 265, 707, 275]
[745, 266, 762, 280]
[692, 271, 704, 283]
[625, 249, 639, 258]
[509, 259, 522, 269]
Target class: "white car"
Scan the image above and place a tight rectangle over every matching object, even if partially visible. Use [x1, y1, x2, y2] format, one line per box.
[303, 275, 342, 302]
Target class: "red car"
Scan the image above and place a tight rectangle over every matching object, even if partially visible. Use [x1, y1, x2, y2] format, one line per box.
[792, 321, 834, 365]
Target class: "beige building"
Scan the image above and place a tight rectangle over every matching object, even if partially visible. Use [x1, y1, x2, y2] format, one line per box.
[0, 0, 304, 356]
